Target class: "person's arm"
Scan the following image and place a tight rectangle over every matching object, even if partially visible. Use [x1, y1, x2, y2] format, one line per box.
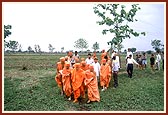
[132, 59, 139, 65]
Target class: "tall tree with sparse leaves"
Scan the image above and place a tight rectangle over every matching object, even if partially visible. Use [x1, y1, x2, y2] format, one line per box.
[4, 25, 12, 50]
[8, 40, 19, 52]
[92, 42, 100, 51]
[93, 4, 145, 54]
[48, 44, 55, 53]
[61, 47, 64, 53]
[18, 44, 22, 52]
[74, 38, 89, 51]
[28, 46, 33, 53]
[151, 39, 163, 52]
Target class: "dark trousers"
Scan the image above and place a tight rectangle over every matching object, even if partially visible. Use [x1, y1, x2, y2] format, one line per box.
[113, 71, 118, 88]
[127, 64, 133, 78]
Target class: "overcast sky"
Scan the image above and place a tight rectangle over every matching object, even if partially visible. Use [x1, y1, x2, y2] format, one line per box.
[3, 2, 165, 52]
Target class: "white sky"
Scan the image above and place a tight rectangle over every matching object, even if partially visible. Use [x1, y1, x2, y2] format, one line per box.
[2, 2, 165, 52]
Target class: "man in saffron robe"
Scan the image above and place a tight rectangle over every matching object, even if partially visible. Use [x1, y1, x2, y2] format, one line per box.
[100, 59, 111, 91]
[62, 62, 72, 100]
[80, 61, 89, 71]
[84, 65, 100, 104]
[71, 63, 86, 103]
[55, 57, 65, 95]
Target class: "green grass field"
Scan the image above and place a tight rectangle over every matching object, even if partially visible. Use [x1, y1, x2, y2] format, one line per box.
[3, 53, 164, 111]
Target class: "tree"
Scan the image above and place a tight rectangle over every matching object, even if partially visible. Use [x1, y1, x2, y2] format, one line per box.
[48, 44, 55, 53]
[8, 40, 19, 52]
[61, 47, 64, 53]
[34, 45, 38, 53]
[92, 42, 100, 51]
[131, 47, 136, 53]
[74, 38, 89, 51]
[114, 43, 124, 53]
[94, 4, 145, 55]
[146, 50, 152, 54]
[18, 44, 22, 52]
[28, 46, 34, 53]
[37, 45, 41, 54]
[151, 39, 163, 52]
[4, 25, 12, 50]
[34, 44, 41, 54]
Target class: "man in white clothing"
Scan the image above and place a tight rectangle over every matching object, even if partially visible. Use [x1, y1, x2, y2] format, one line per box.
[127, 54, 139, 78]
[115, 53, 120, 69]
[85, 53, 94, 65]
[92, 57, 101, 83]
[111, 50, 116, 59]
[126, 48, 133, 63]
[156, 51, 161, 70]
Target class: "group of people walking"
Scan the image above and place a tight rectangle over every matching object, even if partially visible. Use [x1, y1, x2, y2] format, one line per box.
[54, 48, 164, 104]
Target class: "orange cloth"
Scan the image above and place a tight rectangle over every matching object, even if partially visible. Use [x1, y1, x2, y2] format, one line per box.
[62, 67, 72, 97]
[84, 70, 100, 102]
[107, 59, 112, 67]
[71, 68, 85, 99]
[55, 62, 64, 88]
[100, 63, 111, 88]
[101, 52, 107, 63]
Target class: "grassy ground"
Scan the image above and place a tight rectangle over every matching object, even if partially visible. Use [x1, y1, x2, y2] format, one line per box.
[3, 54, 164, 111]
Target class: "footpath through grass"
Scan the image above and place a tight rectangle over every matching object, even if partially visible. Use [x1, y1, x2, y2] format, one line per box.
[4, 54, 164, 111]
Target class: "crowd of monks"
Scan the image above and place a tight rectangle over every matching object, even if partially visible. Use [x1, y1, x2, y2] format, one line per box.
[55, 50, 114, 104]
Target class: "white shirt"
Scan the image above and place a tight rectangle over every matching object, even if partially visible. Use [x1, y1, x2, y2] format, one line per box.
[156, 54, 161, 62]
[85, 58, 94, 65]
[92, 62, 100, 77]
[127, 58, 138, 65]
[112, 60, 119, 72]
[116, 55, 120, 68]
[126, 51, 133, 59]
[73, 54, 80, 59]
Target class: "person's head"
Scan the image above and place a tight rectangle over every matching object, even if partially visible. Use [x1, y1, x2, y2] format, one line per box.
[136, 54, 138, 57]
[75, 51, 78, 55]
[68, 51, 73, 57]
[60, 57, 65, 64]
[128, 48, 131, 52]
[65, 62, 70, 69]
[102, 49, 105, 53]
[75, 63, 80, 71]
[143, 53, 146, 56]
[81, 61, 86, 66]
[102, 59, 106, 65]
[104, 55, 108, 60]
[88, 53, 91, 59]
[156, 50, 160, 54]
[94, 57, 98, 63]
[112, 56, 116, 60]
[139, 55, 141, 57]
[151, 54, 154, 57]
[162, 51, 164, 54]
[129, 54, 132, 59]
[89, 65, 94, 72]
